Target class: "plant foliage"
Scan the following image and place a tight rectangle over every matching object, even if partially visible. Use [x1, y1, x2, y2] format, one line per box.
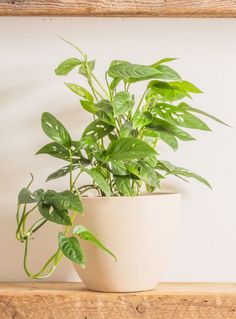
[16, 40, 228, 279]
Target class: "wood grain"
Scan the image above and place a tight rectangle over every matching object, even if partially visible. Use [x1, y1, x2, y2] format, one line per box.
[0, 283, 236, 318]
[0, 1, 236, 17]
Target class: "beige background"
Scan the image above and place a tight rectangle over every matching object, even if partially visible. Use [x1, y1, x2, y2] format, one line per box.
[0, 17, 235, 282]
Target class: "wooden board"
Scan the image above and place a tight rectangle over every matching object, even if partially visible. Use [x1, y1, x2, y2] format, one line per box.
[0, 283, 236, 318]
[0, 1, 236, 17]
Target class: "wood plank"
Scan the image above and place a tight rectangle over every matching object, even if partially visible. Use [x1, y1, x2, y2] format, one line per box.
[0, 1, 236, 17]
[0, 283, 236, 318]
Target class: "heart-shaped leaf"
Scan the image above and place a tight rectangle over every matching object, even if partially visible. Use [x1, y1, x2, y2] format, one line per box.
[58, 233, 85, 266]
[38, 203, 72, 226]
[73, 225, 116, 260]
[43, 190, 83, 213]
[18, 188, 36, 204]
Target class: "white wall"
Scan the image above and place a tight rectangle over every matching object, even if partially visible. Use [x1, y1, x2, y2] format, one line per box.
[0, 17, 235, 282]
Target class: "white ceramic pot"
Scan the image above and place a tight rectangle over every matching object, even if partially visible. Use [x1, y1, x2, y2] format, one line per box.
[73, 193, 181, 292]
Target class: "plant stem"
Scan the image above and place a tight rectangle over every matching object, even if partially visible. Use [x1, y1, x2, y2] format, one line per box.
[29, 218, 47, 234]
[23, 235, 60, 279]
[69, 150, 73, 191]
[153, 137, 158, 149]
[27, 174, 34, 189]
[133, 88, 147, 118]
[59, 36, 86, 59]
[105, 72, 112, 101]
[71, 171, 81, 190]
[16, 203, 21, 226]
[91, 74, 109, 98]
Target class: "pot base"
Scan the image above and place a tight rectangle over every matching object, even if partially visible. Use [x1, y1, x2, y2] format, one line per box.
[84, 284, 158, 293]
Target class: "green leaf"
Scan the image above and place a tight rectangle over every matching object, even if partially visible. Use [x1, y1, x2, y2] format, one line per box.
[46, 141, 89, 165]
[95, 100, 115, 126]
[151, 58, 177, 68]
[147, 118, 195, 141]
[114, 177, 134, 196]
[129, 63, 180, 83]
[179, 102, 230, 127]
[33, 189, 45, 200]
[153, 65, 181, 81]
[175, 168, 211, 188]
[58, 233, 85, 266]
[112, 91, 134, 117]
[107, 137, 156, 161]
[156, 160, 211, 188]
[46, 165, 80, 182]
[109, 77, 121, 91]
[82, 120, 114, 141]
[80, 100, 97, 113]
[108, 60, 181, 83]
[41, 112, 71, 149]
[108, 62, 160, 80]
[18, 188, 36, 204]
[73, 225, 116, 260]
[79, 60, 95, 77]
[155, 103, 211, 131]
[55, 58, 81, 76]
[43, 190, 83, 213]
[38, 202, 72, 226]
[108, 60, 129, 68]
[77, 135, 96, 149]
[64, 83, 94, 102]
[36, 142, 70, 161]
[170, 81, 202, 93]
[133, 111, 152, 129]
[126, 161, 160, 188]
[144, 128, 179, 150]
[148, 81, 190, 102]
[119, 121, 133, 138]
[145, 154, 158, 167]
[110, 160, 127, 176]
[83, 168, 111, 196]
[108, 133, 118, 142]
[157, 131, 179, 151]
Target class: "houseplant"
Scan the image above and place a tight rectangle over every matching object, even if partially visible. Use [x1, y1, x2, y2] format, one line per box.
[16, 40, 227, 292]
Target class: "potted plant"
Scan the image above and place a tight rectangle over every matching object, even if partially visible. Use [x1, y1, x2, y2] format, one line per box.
[16, 40, 228, 292]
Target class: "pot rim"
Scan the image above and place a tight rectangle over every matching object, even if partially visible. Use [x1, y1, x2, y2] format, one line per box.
[81, 192, 181, 200]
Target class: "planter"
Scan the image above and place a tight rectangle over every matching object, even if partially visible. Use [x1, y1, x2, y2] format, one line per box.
[73, 193, 181, 292]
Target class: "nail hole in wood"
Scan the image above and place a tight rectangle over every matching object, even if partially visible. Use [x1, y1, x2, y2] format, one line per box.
[136, 304, 146, 313]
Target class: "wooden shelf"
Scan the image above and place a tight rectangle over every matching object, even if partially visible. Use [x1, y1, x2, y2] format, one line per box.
[0, 1, 236, 17]
[0, 283, 236, 318]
